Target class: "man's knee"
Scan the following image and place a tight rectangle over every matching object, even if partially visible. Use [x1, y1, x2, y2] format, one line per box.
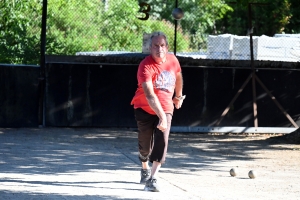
[139, 153, 149, 162]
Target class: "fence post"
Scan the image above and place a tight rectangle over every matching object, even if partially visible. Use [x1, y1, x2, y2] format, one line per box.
[38, 0, 48, 127]
[173, 0, 178, 55]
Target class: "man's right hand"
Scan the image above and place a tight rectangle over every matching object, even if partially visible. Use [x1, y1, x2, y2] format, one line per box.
[142, 81, 168, 132]
[157, 117, 167, 132]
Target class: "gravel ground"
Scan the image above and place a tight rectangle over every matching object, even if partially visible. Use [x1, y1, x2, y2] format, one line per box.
[0, 127, 300, 200]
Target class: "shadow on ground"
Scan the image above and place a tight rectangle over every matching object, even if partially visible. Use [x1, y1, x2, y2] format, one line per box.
[0, 127, 293, 175]
[0, 190, 139, 200]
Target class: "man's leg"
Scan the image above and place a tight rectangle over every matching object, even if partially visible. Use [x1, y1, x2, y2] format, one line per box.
[145, 114, 172, 192]
[134, 108, 157, 184]
[151, 161, 161, 178]
[149, 113, 172, 165]
[140, 161, 151, 184]
[142, 162, 150, 169]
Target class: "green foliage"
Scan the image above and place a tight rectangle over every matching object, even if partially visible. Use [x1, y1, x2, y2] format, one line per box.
[1, 0, 191, 64]
[254, 0, 291, 35]
[143, 19, 190, 52]
[96, 0, 142, 51]
[216, 0, 292, 36]
[1, 0, 299, 64]
[46, 0, 104, 54]
[0, 0, 42, 64]
[139, 0, 233, 50]
[284, 0, 300, 33]
[46, 0, 189, 54]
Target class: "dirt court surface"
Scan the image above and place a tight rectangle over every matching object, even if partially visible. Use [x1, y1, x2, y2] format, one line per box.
[0, 127, 300, 200]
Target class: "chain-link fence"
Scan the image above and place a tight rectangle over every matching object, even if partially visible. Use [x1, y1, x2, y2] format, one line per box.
[46, 0, 194, 56]
[1, 0, 300, 65]
[0, 0, 42, 65]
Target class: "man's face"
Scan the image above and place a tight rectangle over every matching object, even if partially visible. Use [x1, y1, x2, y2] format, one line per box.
[150, 35, 168, 61]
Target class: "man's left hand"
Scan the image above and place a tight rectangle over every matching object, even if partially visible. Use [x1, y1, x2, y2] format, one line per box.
[173, 95, 185, 109]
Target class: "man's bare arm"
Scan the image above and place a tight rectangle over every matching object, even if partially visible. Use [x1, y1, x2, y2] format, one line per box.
[174, 72, 183, 97]
[142, 81, 167, 131]
[173, 72, 184, 109]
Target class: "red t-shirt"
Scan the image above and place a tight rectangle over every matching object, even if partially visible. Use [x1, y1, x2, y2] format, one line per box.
[131, 54, 181, 115]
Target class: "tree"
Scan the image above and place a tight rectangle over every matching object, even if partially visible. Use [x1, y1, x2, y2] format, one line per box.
[46, 0, 105, 55]
[284, 0, 300, 33]
[46, 0, 189, 54]
[1, 0, 298, 64]
[0, 0, 189, 63]
[138, 0, 233, 50]
[216, 0, 291, 36]
[0, 0, 42, 64]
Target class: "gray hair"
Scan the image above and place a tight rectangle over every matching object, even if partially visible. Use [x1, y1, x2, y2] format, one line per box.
[149, 31, 169, 47]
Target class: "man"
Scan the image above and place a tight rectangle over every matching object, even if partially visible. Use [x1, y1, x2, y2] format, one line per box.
[131, 31, 185, 192]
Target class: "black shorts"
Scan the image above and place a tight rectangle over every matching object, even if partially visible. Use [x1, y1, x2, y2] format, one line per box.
[134, 108, 172, 164]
